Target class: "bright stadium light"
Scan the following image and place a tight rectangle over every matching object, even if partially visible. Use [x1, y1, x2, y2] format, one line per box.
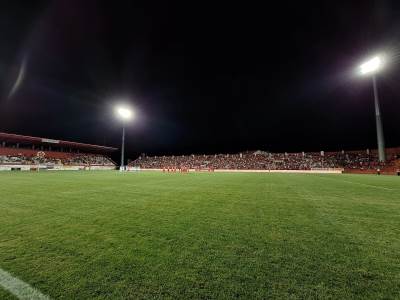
[356, 54, 386, 162]
[359, 56, 383, 75]
[116, 106, 133, 120]
[115, 105, 134, 171]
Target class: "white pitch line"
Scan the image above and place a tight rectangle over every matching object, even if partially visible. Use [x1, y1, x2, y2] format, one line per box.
[340, 179, 395, 191]
[317, 175, 396, 191]
[0, 268, 50, 300]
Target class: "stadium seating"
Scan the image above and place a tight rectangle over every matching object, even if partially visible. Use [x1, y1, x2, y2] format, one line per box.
[0, 148, 115, 166]
[129, 148, 400, 173]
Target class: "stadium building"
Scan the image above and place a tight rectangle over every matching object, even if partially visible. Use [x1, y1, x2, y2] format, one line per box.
[0, 132, 117, 171]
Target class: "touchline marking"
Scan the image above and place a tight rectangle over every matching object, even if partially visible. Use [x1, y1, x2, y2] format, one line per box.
[0, 268, 50, 300]
[340, 180, 395, 191]
[317, 175, 396, 191]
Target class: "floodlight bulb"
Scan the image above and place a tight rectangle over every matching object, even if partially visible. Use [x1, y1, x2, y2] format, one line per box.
[359, 56, 382, 75]
[116, 107, 133, 120]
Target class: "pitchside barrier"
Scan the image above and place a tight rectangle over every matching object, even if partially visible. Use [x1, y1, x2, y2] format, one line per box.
[130, 168, 344, 174]
[134, 168, 400, 175]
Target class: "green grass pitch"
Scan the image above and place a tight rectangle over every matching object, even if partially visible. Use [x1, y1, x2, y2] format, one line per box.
[0, 171, 399, 299]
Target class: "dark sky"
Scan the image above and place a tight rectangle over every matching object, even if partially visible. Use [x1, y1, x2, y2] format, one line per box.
[1, 1, 400, 158]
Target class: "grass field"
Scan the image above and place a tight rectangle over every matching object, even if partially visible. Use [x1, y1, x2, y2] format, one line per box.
[0, 171, 399, 299]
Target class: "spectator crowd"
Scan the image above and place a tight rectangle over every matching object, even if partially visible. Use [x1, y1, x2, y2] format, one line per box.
[130, 150, 399, 171]
[0, 153, 115, 166]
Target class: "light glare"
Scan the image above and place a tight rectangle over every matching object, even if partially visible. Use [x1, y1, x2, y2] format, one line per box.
[116, 107, 133, 120]
[359, 56, 382, 75]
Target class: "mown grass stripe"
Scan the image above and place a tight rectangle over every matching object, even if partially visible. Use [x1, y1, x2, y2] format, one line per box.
[0, 268, 50, 300]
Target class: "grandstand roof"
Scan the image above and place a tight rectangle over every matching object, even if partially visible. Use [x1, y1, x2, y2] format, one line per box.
[0, 132, 117, 153]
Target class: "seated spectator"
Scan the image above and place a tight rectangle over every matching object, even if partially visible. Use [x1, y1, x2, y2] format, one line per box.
[129, 150, 397, 171]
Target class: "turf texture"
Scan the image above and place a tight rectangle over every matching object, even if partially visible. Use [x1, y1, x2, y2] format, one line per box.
[0, 171, 399, 299]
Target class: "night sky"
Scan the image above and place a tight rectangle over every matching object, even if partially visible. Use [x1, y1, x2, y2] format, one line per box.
[1, 1, 400, 159]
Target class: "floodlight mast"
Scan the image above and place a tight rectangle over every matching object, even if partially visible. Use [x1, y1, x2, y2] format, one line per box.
[372, 76, 386, 162]
[121, 125, 126, 170]
[359, 56, 386, 162]
[116, 107, 133, 171]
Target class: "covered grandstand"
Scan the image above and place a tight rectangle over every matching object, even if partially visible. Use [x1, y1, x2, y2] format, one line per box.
[0, 132, 117, 171]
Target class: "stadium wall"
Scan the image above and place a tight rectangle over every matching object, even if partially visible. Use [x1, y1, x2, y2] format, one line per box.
[128, 168, 344, 174]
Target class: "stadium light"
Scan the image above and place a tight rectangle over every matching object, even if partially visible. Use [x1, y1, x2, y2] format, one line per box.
[359, 56, 383, 75]
[116, 107, 133, 120]
[357, 55, 386, 162]
[115, 106, 134, 171]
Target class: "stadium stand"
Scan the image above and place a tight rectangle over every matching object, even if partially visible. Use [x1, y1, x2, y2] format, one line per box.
[0, 132, 117, 171]
[129, 148, 400, 175]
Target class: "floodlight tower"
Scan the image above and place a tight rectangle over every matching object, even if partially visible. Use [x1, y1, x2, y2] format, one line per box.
[115, 106, 133, 171]
[359, 56, 386, 162]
